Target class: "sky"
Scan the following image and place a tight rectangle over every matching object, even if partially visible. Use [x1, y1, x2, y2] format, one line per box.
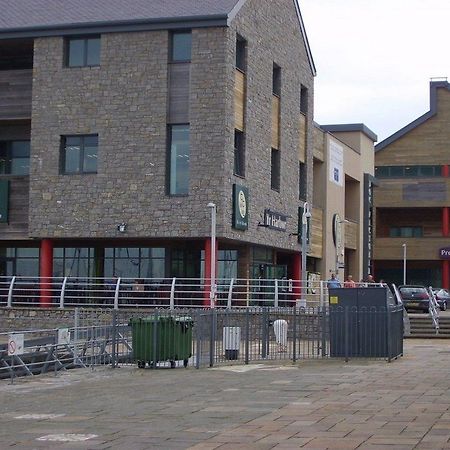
[298, 0, 450, 143]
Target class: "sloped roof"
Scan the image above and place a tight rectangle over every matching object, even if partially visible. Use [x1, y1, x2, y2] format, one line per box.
[376, 80, 450, 152]
[0, 0, 241, 36]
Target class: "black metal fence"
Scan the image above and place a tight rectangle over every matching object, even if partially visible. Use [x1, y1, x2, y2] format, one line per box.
[0, 305, 404, 380]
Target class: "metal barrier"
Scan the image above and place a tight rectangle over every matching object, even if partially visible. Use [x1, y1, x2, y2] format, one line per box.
[0, 304, 404, 381]
[428, 286, 440, 334]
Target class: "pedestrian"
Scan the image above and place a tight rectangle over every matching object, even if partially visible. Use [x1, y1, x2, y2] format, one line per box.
[327, 273, 341, 289]
[344, 275, 356, 288]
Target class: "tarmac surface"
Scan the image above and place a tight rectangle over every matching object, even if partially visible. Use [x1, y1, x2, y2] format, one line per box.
[1, 339, 450, 449]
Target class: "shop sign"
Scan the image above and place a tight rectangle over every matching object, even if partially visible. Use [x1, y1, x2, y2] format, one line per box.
[232, 184, 248, 230]
[439, 247, 450, 259]
[264, 209, 287, 232]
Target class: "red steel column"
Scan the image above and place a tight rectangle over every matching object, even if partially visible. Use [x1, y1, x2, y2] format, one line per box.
[442, 165, 450, 289]
[39, 239, 53, 307]
[292, 252, 301, 302]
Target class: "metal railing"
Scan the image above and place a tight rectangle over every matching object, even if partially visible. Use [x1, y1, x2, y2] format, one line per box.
[428, 286, 440, 334]
[0, 276, 386, 310]
[0, 304, 404, 381]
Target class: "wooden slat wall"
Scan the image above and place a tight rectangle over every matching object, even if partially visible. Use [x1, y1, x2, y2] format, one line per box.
[234, 70, 245, 131]
[344, 220, 358, 250]
[0, 177, 29, 239]
[374, 179, 450, 208]
[299, 113, 306, 162]
[271, 95, 280, 149]
[310, 206, 323, 258]
[0, 70, 32, 120]
[168, 64, 190, 124]
[313, 125, 325, 161]
[374, 237, 450, 260]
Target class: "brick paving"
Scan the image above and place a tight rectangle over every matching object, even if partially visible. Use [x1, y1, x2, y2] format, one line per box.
[1, 339, 450, 449]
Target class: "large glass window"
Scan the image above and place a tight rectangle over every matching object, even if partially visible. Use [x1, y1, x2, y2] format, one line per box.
[375, 165, 442, 178]
[53, 247, 95, 278]
[0, 247, 39, 277]
[61, 135, 98, 174]
[234, 130, 245, 177]
[168, 125, 190, 195]
[389, 227, 423, 238]
[236, 36, 246, 72]
[271, 148, 280, 191]
[171, 32, 192, 62]
[0, 141, 30, 175]
[67, 36, 100, 67]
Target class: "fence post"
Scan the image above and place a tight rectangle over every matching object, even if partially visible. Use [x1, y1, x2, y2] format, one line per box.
[227, 278, 234, 309]
[170, 278, 176, 310]
[74, 308, 79, 367]
[320, 281, 325, 307]
[274, 279, 279, 307]
[111, 309, 117, 368]
[344, 307, 349, 363]
[209, 309, 216, 368]
[7, 276, 16, 308]
[321, 305, 327, 358]
[386, 307, 392, 363]
[59, 277, 67, 309]
[245, 308, 250, 364]
[292, 304, 297, 363]
[114, 277, 121, 310]
[195, 311, 201, 369]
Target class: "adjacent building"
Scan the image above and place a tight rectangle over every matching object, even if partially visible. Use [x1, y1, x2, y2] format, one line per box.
[0, 0, 316, 286]
[373, 79, 450, 288]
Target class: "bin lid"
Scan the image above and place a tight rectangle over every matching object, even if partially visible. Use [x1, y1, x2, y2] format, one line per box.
[129, 315, 174, 323]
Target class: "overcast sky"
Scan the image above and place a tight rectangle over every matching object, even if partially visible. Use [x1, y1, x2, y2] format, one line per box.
[299, 0, 450, 143]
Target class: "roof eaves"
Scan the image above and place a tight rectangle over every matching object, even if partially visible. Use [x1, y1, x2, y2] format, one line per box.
[0, 14, 229, 40]
[375, 80, 450, 152]
[321, 123, 378, 142]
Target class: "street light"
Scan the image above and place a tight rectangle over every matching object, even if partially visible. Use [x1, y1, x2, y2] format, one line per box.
[402, 243, 407, 285]
[207, 202, 216, 308]
[301, 202, 311, 294]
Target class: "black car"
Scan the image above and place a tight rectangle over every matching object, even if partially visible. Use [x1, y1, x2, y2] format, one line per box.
[398, 285, 430, 313]
[432, 288, 449, 311]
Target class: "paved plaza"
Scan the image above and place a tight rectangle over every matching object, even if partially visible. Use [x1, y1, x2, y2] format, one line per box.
[1, 339, 450, 449]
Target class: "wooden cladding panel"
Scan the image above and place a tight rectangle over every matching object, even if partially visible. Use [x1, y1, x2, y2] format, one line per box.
[344, 221, 358, 250]
[0, 177, 29, 238]
[234, 70, 245, 131]
[313, 126, 325, 161]
[271, 95, 280, 149]
[168, 63, 190, 124]
[374, 237, 450, 260]
[0, 69, 32, 120]
[299, 113, 306, 162]
[374, 178, 450, 207]
[310, 206, 323, 258]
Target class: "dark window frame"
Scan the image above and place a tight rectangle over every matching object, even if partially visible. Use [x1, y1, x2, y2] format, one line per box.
[389, 226, 423, 238]
[65, 35, 101, 68]
[300, 84, 308, 114]
[0, 140, 30, 175]
[60, 134, 98, 175]
[271, 148, 280, 192]
[236, 35, 247, 72]
[234, 129, 245, 178]
[272, 64, 281, 97]
[169, 31, 192, 63]
[299, 161, 307, 201]
[375, 165, 442, 178]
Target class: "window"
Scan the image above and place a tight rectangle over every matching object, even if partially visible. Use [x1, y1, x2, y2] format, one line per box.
[0, 141, 30, 175]
[61, 135, 98, 174]
[389, 227, 423, 238]
[168, 125, 190, 195]
[66, 36, 100, 67]
[171, 32, 192, 62]
[272, 64, 281, 96]
[299, 162, 307, 200]
[234, 130, 245, 177]
[236, 36, 246, 72]
[271, 148, 280, 191]
[375, 165, 442, 178]
[300, 85, 308, 114]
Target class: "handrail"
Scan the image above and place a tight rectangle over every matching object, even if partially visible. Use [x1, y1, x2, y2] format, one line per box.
[428, 286, 440, 334]
[392, 283, 410, 336]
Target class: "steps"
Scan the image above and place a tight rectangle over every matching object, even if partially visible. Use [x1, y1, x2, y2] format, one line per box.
[407, 314, 450, 338]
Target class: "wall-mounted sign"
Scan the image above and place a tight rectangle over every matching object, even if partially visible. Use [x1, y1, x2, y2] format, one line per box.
[329, 141, 343, 186]
[264, 209, 287, 232]
[232, 184, 248, 230]
[439, 247, 450, 260]
[332, 213, 342, 249]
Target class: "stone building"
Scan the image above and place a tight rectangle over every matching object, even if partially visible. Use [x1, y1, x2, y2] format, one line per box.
[374, 79, 450, 287]
[0, 0, 316, 290]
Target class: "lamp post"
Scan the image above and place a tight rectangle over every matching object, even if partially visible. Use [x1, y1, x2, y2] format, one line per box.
[402, 243, 407, 285]
[301, 202, 311, 295]
[207, 202, 217, 308]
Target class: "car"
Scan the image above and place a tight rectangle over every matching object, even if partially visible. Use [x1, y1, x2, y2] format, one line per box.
[431, 288, 449, 311]
[398, 285, 431, 313]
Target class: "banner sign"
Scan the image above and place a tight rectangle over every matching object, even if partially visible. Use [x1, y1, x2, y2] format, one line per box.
[264, 209, 287, 232]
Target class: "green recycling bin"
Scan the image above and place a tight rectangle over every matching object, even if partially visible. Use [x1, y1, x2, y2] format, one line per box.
[129, 315, 193, 368]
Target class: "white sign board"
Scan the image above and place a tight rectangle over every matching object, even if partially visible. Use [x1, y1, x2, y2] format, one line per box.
[8, 333, 24, 356]
[329, 141, 344, 186]
[58, 328, 70, 345]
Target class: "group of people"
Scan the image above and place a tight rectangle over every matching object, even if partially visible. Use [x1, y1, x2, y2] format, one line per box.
[327, 273, 379, 289]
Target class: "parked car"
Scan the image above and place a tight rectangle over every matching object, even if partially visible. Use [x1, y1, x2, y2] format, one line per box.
[431, 288, 449, 311]
[398, 285, 431, 313]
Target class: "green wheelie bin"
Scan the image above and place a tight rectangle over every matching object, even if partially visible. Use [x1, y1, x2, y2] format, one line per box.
[129, 315, 193, 368]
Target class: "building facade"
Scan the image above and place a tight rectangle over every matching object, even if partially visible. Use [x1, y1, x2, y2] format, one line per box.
[373, 79, 450, 287]
[0, 0, 316, 287]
